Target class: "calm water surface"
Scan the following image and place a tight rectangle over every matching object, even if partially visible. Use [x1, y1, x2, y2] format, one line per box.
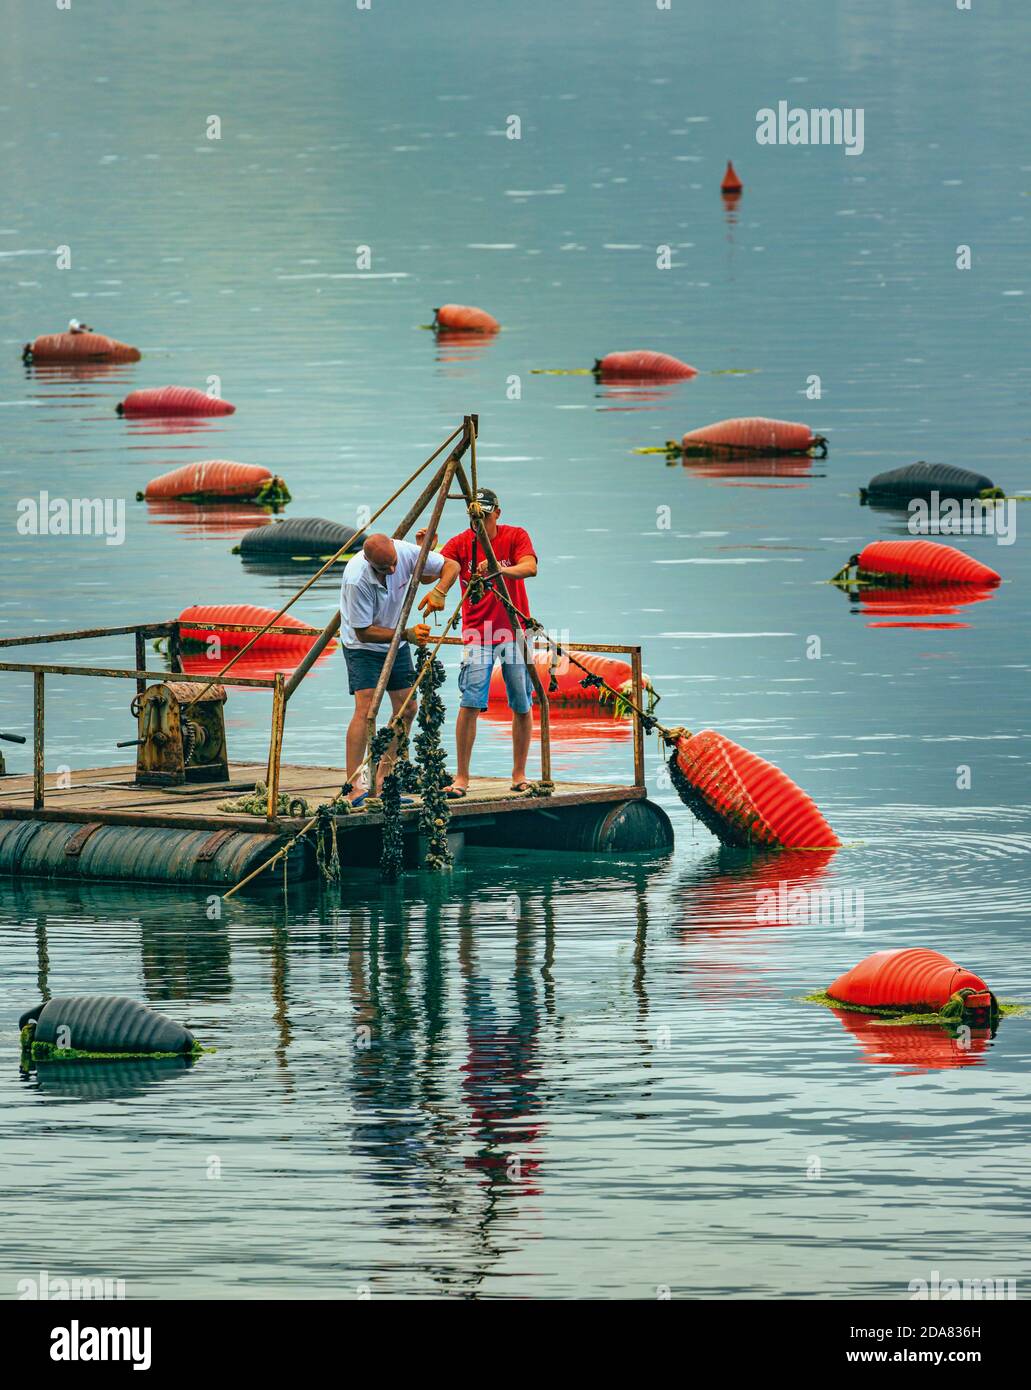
[1, 0, 1029, 1298]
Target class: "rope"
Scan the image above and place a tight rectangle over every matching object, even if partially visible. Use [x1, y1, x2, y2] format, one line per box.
[183, 424, 463, 714]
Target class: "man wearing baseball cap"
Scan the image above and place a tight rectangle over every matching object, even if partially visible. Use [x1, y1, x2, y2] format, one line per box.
[432, 489, 539, 796]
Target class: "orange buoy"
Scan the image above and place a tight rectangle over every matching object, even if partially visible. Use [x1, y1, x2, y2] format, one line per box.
[487, 650, 652, 707]
[595, 350, 698, 380]
[23, 331, 141, 364]
[851, 539, 1001, 588]
[670, 729, 839, 850]
[140, 461, 289, 503]
[720, 160, 743, 194]
[827, 948, 995, 1017]
[177, 604, 331, 654]
[675, 417, 826, 457]
[433, 304, 500, 334]
[116, 387, 235, 417]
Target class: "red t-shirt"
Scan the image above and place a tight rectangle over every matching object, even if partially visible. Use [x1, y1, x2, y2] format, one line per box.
[440, 524, 536, 642]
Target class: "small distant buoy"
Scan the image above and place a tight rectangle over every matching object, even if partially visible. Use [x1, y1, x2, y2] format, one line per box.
[595, 350, 698, 381]
[139, 461, 289, 504]
[178, 603, 330, 654]
[827, 948, 996, 1018]
[669, 729, 840, 850]
[19, 996, 197, 1057]
[720, 160, 743, 194]
[840, 539, 1001, 588]
[860, 461, 1001, 506]
[672, 417, 826, 457]
[23, 331, 141, 364]
[433, 304, 500, 334]
[117, 387, 235, 417]
[488, 650, 653, 708]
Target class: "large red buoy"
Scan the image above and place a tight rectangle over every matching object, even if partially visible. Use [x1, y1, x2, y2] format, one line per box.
[23, 331, 141, 363]
[117, 387, 235, 417]
[177, 604, 331, 654]
[140, 461, 288, 503]
[852, 539, 1001, 588]
[595, 350, 698, 380]
[720, 160, 743, 194]
[433, 304, 500, 334]
[676, 417, 826, 457]
[487, 650, 652, 707]
[827, 948, 994, 1016]
[670, 729, 839, 850]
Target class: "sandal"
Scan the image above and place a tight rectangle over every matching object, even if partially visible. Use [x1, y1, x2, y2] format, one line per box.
[510, 781, 533, 793]
[444, 785, 468, 799]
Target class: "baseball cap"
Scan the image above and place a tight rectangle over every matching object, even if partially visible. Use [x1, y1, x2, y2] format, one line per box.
[474, 488, 499, 512]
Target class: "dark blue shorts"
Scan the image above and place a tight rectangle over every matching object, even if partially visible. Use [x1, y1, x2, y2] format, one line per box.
[344, 643, 416, 695]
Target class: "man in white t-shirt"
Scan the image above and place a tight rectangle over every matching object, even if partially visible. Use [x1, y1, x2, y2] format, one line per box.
[339, 533, 460, 806]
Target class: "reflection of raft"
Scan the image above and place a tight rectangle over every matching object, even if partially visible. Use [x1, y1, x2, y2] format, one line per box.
[178, 603, 331, 654]
[860, 461, 1001, 506]
[117, 386, 235, 417]
[670, 729, 839, 851]
[140, 460, 289, 503]
[235, 516, 365, 563]
[595, 350, 697, 380]
[827, 947, 995, 1017]
[833, 1009, 992, 1072]
[842, 539, 1001, 588]
[23, 331, 141, 363]
[488, 651, 651, 708]
[674, 417, 826, 457]
[850, 582, 997, 629]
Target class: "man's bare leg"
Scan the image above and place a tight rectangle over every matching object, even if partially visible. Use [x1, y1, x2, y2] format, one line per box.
[450, 706, 480, 792]
[511, 709, 532, 786]
[345, 688, 374, 801]
[373, 686, 417, 794]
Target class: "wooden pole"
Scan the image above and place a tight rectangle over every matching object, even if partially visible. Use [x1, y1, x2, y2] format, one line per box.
[266, 673, 286, 820]
[365, 447, 464, 786]
[283, 455, 456, 705]
[453, 456, 552, 788]
[33, 670, 44, 810]
[134, 631, 147, 701]
[168, 621, 184, 674]
[631, 646, 645, 789]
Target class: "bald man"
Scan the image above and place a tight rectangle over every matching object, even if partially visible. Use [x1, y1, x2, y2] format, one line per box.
[339, 533, 460, 806]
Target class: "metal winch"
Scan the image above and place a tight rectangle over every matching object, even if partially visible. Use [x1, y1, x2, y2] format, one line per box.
[120, 682, 229, 787]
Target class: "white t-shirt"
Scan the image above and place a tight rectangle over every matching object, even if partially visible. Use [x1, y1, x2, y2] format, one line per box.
[339, 539, 445, 652]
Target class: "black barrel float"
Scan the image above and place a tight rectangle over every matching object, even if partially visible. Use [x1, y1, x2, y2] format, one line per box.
[234, 516, 367, 563]
[860, 462, 1001, 507]
[19, 995, 197, 1059]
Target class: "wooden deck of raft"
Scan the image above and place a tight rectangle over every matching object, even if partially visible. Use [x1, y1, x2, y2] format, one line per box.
[0, 763, 645, 834]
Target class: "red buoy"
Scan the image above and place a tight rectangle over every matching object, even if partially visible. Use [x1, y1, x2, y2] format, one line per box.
[670, 729, 839, 850]
[827, 948, 994, 1015]
[23, 331, 141, 364]
[855, 539, 1001, 588]
[488, 650, 652, 707]
[721, 160, 743, 194]
[595, 350, 698, 381]
[141, 461, 287, 502]
[117, 387, 235, 417]
[177, 604, 331, 654]
[677, 417, 826, 457]
[433, 304, 500, 334]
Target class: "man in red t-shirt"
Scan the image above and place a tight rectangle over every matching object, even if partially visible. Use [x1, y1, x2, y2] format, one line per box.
[420, 489, 538, 796]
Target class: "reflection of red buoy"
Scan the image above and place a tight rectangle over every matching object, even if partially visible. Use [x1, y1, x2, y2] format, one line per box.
[117, 387, 235, 417]
[827, 948, 994, 1015]
[670, 729, 839, 850]
[855, 582, 997, 629]
[833, 1010, 992, 1072]
[720, 160, 743, 194]
[595, 350, 698, 380]
[141, 461, 288, 502]
[853, 539, 1001, 588]
[433, 304, 500, 334]
[676, 417, 826, 457]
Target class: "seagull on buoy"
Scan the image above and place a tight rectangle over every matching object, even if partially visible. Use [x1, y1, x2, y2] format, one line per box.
[68, 318, 93, 335]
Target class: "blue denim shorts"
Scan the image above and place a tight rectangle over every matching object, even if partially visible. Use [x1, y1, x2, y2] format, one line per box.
[458, 640, 534, 713]
[344, 643, 415, 695]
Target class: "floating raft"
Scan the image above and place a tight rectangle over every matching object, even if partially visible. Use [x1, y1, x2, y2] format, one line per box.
[850, 539, 1001, 588]
[433, 304, 500, 334]
[236, 516, 366, 562]
[860, 461, 1001, 506]
[596, 350, 697, 380]
[141, 461, 289, 503]
[827, 947, 995, 1017]
[674, 417, 826, 457]
[117, 387, 235, 417]
[23, 331, 141, 364]
[0, 763, 673, 888]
